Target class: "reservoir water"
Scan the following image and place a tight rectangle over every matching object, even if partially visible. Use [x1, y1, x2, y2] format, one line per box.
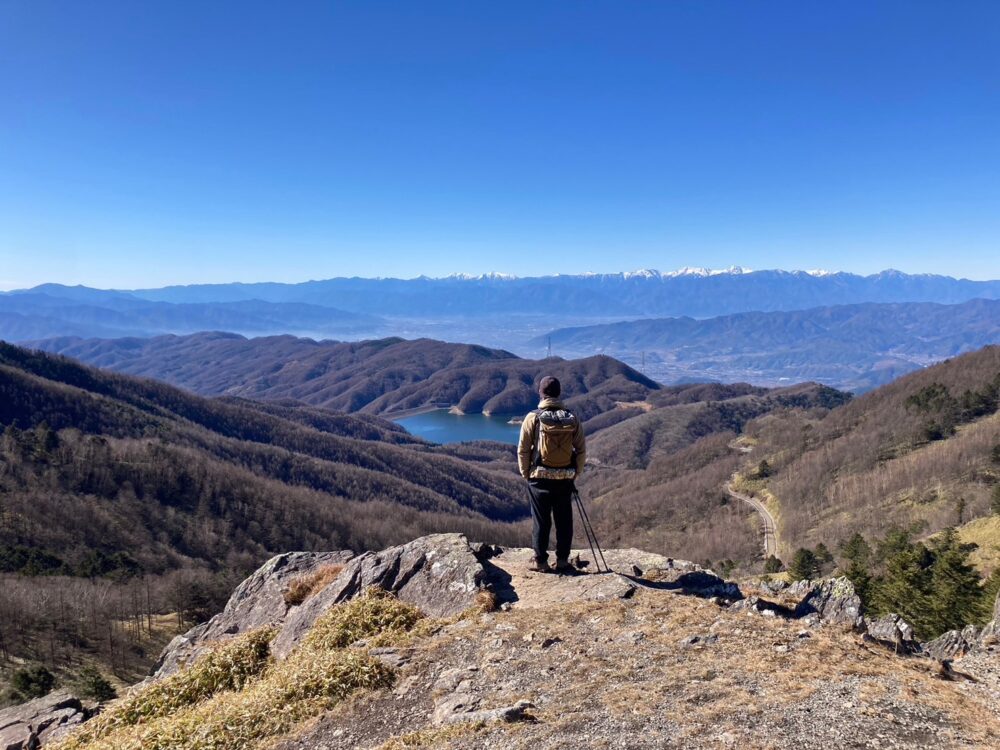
[394, 409, 521, 444]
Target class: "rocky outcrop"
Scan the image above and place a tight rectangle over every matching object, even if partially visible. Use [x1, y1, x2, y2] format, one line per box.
[791, 577, 864, 628]
[272, 534, 487, 658]
[155, 550, 355, 677]
[0, 692, 93, 749]
[923, 624, 982, 660]
[864, 614, 919, 653]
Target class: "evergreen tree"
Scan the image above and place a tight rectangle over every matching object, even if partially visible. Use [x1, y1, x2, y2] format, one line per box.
[981, 568, 1000, 619]
[992, 484, 1000, 516]
[10, 665, 55, 700]
[75, 666, 117, 702]
[871, 531, 934, 638]
[838, 533, 874, 603]
[788, 548, 820, 581]
[763, 555, 783, 574]
[751, 459, 772, 479]
[814, 542, 834, 572]
[928, 529, 988, 631]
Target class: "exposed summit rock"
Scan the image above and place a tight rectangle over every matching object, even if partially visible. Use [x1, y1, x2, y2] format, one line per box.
[155, 550, 355, 677]
[155, 536, 881, 682]
[272, 533, 487, 658]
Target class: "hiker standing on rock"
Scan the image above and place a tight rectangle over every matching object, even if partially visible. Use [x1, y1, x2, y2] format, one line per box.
[518, 376, 586, 573]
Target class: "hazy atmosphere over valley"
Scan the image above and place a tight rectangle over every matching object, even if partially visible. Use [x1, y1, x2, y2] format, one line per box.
[2, 3, 1000, 749]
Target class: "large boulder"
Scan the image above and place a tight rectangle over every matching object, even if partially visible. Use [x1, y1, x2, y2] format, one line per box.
[0, 692, 92, 749]
[155, 550, 355, 678]
[864, 614, 919, 654]
[272, 534, 487, 658]
[923, 624, 982, 660]
[791, 577, 864, 628]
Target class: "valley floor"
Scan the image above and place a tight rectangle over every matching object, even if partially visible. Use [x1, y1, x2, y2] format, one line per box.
[279, 548, 1000, 750]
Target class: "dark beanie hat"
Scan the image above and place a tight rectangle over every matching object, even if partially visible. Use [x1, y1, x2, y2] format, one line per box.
[539, 376, 561, 398]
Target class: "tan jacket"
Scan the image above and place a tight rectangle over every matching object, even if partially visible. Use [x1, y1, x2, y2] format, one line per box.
[517, 398, 586, 480]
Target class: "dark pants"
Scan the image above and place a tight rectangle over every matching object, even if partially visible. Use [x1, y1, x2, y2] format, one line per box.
[528, 479, 574, 563]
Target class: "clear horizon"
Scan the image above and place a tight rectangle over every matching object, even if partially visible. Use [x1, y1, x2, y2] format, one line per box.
[2, 2, 999, 289]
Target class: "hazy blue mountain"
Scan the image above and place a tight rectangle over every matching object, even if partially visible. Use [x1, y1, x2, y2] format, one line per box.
[116, 268, 1000, 317]
[0, 291, 384, 341]
[5, 269, 998, 361]
[535, 299, 1000, 391]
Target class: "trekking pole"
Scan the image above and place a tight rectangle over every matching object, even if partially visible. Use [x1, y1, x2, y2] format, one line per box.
[573, 488, 610, 573]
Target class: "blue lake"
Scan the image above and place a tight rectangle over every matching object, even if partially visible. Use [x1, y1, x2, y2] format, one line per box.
[395, 410, 521, 444]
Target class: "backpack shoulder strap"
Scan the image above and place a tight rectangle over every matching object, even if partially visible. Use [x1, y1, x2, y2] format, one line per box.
[531, 409, 543, 468]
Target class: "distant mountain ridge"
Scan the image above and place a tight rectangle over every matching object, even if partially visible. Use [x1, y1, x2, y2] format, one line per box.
[7, 268, 1000, 319]
[28, 333, 660, 418]
[536, 298, 1000, 391]
[0, 289, 383, 342]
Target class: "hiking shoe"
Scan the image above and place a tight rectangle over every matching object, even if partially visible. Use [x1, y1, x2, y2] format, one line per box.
[555, 558, 574, 573]
[528, 559, 552, 573]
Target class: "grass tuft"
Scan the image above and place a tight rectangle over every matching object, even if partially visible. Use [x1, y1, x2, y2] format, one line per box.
[473, 589, 499, 614]
[53, 627, 274, 748]
[304, 587, 423, 649]
[283, 564, 345, 607]
[375, 721, 487, 749]
[51, 588, 424, 750]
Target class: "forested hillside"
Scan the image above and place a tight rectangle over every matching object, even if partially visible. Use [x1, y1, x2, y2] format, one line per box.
[0, 342, 527, 695]
[30, 333, 659, 417]
[576, 382, 851, 567]
[735, 345, 1000, 556]
[578, 346, 1000, 587]
[0, 342, 531, 572]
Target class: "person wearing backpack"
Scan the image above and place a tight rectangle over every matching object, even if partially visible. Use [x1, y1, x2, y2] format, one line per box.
[517, 376, 586, 573]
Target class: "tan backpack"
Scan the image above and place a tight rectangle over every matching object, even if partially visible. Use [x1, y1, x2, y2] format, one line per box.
[532, 408, 578, 469]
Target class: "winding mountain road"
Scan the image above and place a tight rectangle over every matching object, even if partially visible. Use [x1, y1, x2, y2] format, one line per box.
[726, 482, 778, 558]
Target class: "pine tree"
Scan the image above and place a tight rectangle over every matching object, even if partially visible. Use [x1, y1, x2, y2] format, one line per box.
[814, 542, 834, 572]
[992, 484, 1000, 516]
[752, 459, 772, 479]
[928, 528, 988, 632]
[788, 548, 820, 581]
[839, 533, 874, 603]
[763, 555, 783, 574]
[871, 531, 934, 638]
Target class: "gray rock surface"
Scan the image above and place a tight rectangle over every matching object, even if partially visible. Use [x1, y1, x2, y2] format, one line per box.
[155, 550, 354, 677]
[791, 577, 864, 628]
[923, 624, 982, 660]
[272, 533, 486, 658]
[864, 613, 919, 653]
[0, 692, 92, 749]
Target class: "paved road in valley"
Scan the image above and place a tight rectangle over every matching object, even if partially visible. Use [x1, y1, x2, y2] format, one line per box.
[726, 482, 778, 558]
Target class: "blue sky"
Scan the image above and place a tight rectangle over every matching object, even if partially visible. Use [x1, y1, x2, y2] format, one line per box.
[1, 1, 998, 289]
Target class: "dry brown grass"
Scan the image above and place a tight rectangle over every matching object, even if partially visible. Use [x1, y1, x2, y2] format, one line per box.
[283, 564, 345, 607]
[373, 722, 487, 749]
[51, 589, 423, 750]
